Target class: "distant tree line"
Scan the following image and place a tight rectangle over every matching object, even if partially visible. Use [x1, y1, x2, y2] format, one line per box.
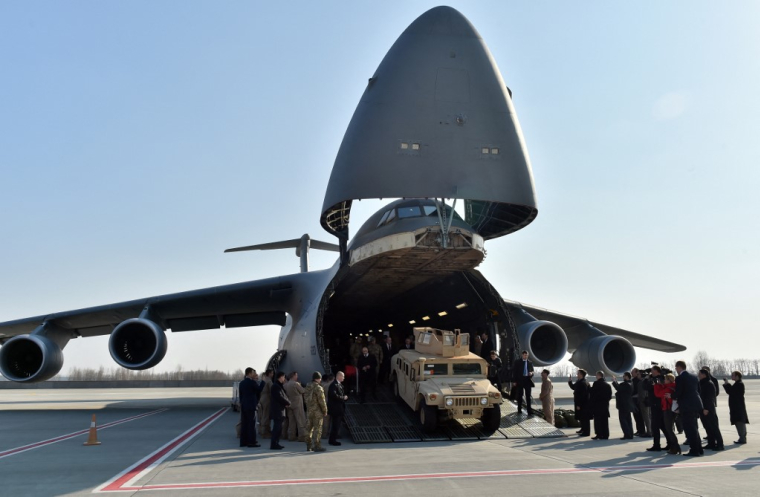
[63, 365, 244, 381]
[548, 350, 760, 378]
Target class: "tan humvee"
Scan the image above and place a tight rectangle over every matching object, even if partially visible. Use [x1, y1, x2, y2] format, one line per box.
[390, 327, 502, 432]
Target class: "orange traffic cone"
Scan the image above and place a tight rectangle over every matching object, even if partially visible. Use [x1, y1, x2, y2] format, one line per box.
[83, 414, 101, 446]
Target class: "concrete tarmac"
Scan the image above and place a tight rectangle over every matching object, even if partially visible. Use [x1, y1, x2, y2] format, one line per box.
[1, 381, 758, 496]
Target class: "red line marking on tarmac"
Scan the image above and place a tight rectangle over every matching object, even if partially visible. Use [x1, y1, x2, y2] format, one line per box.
[95, 407, 229, 493]
[97, 451, 760, 493]
[0, 408, 168, 460]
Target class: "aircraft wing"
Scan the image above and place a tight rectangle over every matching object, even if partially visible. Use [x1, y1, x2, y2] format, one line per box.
[504, 300, 686, 353]
[0, 275, 296, 343]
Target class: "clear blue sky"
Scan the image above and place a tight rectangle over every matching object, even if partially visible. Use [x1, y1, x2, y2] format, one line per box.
[1, 2, 758, 374]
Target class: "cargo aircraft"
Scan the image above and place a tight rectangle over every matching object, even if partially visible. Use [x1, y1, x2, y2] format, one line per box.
[0, 7, 684, 384]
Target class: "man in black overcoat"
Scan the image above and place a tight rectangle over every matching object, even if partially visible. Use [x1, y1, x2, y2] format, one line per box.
[487, 350, 503, 393]
[612, 372, 635, 439]
[239, 367, 264, 447]
[723, 371, 749, 444]
[569, 369, 591, 436]
[269, 371, 291, 450]
[698, 369, 724, 450]
[379, 336, 396, 385]
[327, 371, 348, 446]
[511, 350, 535, 415]
[590, 371, 612, 440]
[357, 346, 378, 403]
[673, 360, 704, 457]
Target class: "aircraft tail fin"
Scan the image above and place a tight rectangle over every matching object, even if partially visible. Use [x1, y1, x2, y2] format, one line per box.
[225, 234, 338, 272]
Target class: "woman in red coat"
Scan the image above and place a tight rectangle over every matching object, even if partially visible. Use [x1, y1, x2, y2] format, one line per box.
[654, 373, 680, 454]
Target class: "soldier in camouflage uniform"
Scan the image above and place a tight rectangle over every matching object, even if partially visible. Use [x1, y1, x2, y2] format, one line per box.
[349, 336, 364, 366]
[257, 369, 273, 437]
[304, 371, 327, 452]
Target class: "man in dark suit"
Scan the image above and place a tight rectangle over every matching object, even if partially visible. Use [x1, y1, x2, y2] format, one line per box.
[479, 333, 492, 362]
[357, 346, 378, 403]
[327, 371, 348, 446]
[569, 369, 591, 436]
[590, 371, 612, 440]
[511, 350, 534, 415]
[402, 337, 414, 350]
[269, 371, 291, 450]
[379, 336, 396, 385]
[612, 372, 635, 439]
[673, 360, 704, 457]
[698, 369, 724, 450]
[239, 367, 264, 448]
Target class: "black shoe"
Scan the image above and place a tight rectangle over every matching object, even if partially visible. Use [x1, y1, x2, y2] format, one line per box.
[578, 433, 589, 437]
[703, 444, 716, 451]
[576, 430, 584, 434]
[247, 443, 261, 448]
[591, 436, 599, 440]
[735, 439, 747, 444]
[646, 446, 663, 452]
[712, 446, 725, 451]
[682, 440, 690, 446]
[677, 430, 683, 434]
[329, 441, 341, 446]
[270, 446, 283, 450]
[703, 436, 709, 440]
[683, 451, 703, 457]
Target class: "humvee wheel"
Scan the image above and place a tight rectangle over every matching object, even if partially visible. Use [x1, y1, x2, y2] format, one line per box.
[481, 405, 501, 431]
[420, 401, 437, 433]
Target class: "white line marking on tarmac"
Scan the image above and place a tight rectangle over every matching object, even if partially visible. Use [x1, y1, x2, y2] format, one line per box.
[97, 449, 760, 492]
[95, 407, 228, 493]
[0, 408, 168, 460]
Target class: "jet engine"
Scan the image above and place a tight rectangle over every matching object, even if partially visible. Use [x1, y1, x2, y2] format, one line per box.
[516, 320, 568, 367]
[0, 334, 64, 382]
[570, 335, 635, 376]
[108, 318, 167, 370]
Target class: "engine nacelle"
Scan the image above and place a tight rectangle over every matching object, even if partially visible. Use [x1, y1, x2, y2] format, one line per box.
[0, 334, 64, 382]
[109, 318, 167, 370]
[570, 335, 636, 376]
[516, 320, 568, 367]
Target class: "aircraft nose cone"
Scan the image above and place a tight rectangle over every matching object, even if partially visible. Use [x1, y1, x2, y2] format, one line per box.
[403, 6, 481, 38]
[322, 6, 538, 241]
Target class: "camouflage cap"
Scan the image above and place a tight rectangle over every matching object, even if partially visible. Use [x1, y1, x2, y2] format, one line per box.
[312, 371, 322, 380]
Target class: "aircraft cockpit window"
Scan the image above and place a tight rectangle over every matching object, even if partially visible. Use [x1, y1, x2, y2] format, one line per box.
[386, 209, 396, 224]
[397, 206, 421, 219]
[377, 210, 390, 227]
[422, 204, 464, 221]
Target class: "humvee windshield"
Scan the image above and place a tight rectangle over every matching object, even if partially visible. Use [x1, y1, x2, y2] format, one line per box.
[423, 363, 448, 376]
[452, 363, 482, 375]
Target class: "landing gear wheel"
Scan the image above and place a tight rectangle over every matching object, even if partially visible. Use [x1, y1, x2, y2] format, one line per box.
[420, 402, 437, 433]
[481, 405, 501, 431]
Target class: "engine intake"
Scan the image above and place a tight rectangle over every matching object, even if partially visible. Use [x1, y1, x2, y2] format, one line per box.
[516, 320, 568, 367]
[109, 318, 167, 370]
[0, 334, 64, 382]
[570, 335, 636, 376]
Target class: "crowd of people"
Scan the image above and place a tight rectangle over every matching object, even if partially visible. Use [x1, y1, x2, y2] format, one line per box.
[239, 337, 750, 457]
[564, 361, 749, 456]
[237, 367, 348, 452]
